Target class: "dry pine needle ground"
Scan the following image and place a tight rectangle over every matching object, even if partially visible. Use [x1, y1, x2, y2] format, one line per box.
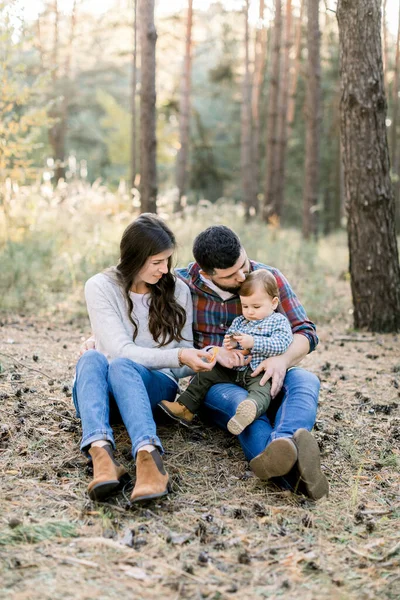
[0, 316, 399, 600]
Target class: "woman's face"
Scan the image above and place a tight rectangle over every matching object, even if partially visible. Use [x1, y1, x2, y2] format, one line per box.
[135, 248, 174, 286]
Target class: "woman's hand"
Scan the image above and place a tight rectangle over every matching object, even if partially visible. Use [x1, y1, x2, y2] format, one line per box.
[180, 348, 217, 372]
[80, 335, 96, 355]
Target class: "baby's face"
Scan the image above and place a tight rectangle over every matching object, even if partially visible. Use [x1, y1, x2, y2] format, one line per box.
[240, 288, 278, 321]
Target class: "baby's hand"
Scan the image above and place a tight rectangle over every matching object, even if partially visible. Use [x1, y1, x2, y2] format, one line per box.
[232, 333, 254, 350]
[223, 334, 238, 350]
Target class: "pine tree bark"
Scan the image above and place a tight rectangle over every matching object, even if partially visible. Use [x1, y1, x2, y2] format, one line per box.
[131, 0, 138, 191]
[286, 0, 304, 140]
[241, 0, 255, 219]
[263, 0, 282, 221]
[391, 3, 400, 173]
[337, 0, 400, 332]
[251, 0, 267, 210]
[274, 0, 292, 216]
[382, 0, 388, 92]
[48, 0, 66, 183]
[139, 0, 158, 213]
[47, 0, 77, 184]
[391, 2, 400, 228]
[175, 0, 193, 212]
[302, 0, 320, 239]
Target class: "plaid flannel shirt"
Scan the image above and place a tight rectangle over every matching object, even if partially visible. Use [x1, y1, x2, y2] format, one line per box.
[175, 260, 318, 353]
[226, 313, 293, 371]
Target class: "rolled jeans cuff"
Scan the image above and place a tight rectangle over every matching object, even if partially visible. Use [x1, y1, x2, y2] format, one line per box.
[81, 429, 115, 455]
[133, 435, 164, 459]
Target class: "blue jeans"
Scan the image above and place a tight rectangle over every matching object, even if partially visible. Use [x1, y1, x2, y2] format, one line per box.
[73, 350, 178, 457]
[203, 367, 320, 461]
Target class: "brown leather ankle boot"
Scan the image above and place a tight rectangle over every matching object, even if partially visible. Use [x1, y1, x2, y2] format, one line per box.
[159, 400, 195, 426]
[88, 445, 129, 501]
[130, 449, 170, 503]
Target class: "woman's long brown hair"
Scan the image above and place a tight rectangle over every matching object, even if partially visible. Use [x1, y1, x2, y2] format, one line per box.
[108, 213, 186, 347]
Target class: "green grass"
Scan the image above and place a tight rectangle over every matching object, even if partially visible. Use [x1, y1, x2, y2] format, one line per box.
[0, 521, 78, 546]
[0, 186, 350, 322]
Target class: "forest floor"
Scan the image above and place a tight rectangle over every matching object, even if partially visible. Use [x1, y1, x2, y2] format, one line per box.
[0, 315, 399, 600]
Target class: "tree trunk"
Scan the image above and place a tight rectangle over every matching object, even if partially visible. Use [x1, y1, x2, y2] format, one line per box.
[263, 0, 282, 221]
[274, 0, 292, 217]
[302, 0, 320, 239]
[391, 3, 400, 230]
[241, 0, 255, 219]
[251, 0, 267, 211]
[337, 0, 400, 332]
[287, 0, 304, 140]
[139, 0, 158, 213]
[391, 2, 400, 172]
[382, 0, 388, 93]
[175, 0, 193, 212]
[131, 0, 138, 191]
[48, 0, 66, 183]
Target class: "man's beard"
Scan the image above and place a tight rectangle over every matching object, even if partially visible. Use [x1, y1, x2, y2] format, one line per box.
[211, 280, 241, 293]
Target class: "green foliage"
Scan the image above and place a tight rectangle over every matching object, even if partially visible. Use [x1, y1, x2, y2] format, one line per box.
[0, 186, 351, 324]
[0, 2, 50, 185]
[97, 89, 130, 179]
[0, 2, 351, 231]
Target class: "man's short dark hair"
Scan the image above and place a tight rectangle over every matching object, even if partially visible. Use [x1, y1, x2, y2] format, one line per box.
[193, 226, 242, 274]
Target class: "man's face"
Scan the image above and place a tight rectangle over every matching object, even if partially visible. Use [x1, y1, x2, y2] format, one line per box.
[208, 249, 250, 293]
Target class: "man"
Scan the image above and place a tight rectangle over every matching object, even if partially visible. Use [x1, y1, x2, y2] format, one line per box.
[175, 226, 328, 500]
[82, 225, 328, 500]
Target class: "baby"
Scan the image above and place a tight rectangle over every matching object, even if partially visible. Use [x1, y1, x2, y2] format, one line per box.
[159, 269, 293, 435]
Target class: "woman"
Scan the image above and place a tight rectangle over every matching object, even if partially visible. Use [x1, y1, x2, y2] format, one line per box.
[73, 213, 215, 503]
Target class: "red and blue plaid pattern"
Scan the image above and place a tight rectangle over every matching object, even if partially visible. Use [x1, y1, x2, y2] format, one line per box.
[175, 261, 318, 352]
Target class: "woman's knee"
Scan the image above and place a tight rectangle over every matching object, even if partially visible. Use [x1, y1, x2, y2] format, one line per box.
[76, 350, 108, 373]
[108, 357, 143, 383]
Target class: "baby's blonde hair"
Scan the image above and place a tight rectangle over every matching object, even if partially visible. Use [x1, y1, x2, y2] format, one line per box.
[239, 269, 279, 299]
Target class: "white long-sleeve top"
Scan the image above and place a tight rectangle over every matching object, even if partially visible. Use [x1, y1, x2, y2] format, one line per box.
[84, 271, 194, 383]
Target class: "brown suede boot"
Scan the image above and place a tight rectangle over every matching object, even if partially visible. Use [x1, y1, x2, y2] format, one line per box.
[88, 445, 129, 502]
[249, 438, 298, 480]
[293, 429, 329, 500]
[159, 400, 195, 427]
[130, 449, 170, 503]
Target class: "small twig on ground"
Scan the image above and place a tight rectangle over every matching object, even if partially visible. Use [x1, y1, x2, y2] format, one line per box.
[348, 541, 400, 562]
[333, 336, 376, 342]
[52, 554, 100, 568]
[0, 351, 53, 380]
[71, 537, 138, 552]
[323, 464, 351, 486]
[360, 509, 394, 516]
[155, 561, 208, 584]
[97, 502, 129, 514]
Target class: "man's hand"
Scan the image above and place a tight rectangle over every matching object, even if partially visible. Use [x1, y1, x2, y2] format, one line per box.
[80, 335, 96, 356]
[251, 355, 288, 398]
[232, 333, 254, 350]
[180, 348, 217, 372]
[216, 346, 251, 369]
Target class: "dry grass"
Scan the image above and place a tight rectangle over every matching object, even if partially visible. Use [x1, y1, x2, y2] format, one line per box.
[0, 314, 399, 600]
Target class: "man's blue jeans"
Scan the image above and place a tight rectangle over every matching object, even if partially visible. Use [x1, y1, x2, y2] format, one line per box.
[73, 350, 178, 457]
[203, 367, 320, 462]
